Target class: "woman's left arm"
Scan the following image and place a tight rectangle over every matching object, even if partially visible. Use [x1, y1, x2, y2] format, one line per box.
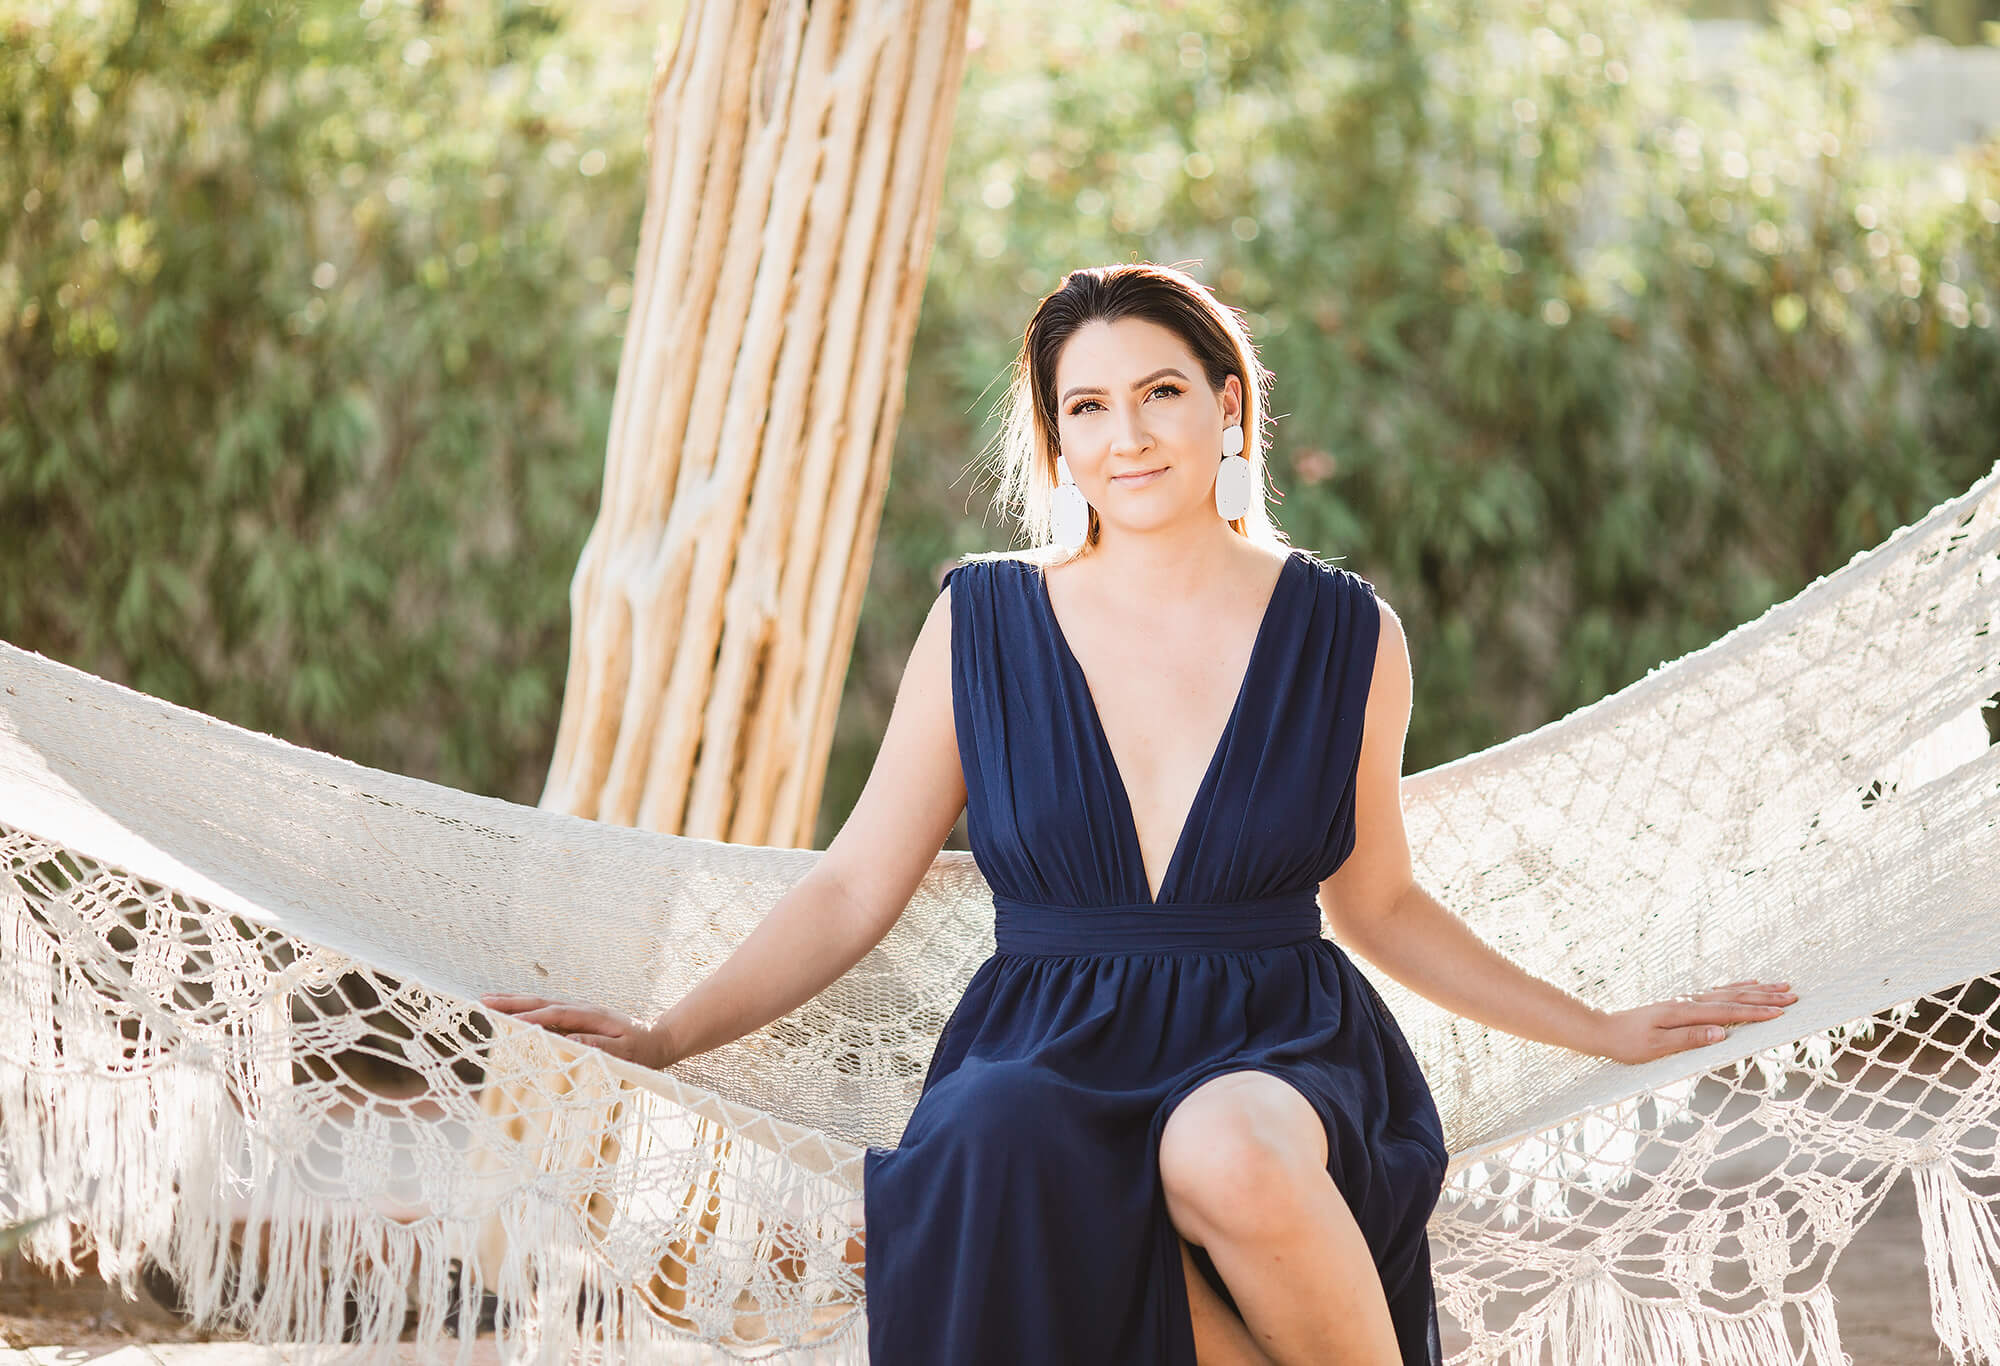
[1319, 598, 1796, 1065]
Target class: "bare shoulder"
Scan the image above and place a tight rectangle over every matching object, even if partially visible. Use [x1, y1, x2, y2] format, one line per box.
[954, 547, 1061, 568]
[1289, 547, 1373, 593]
[1367, 593, 1413, 723]
[1373, 593, 1411, 669]
[959, 546, 1069, 575]
[904, 562, 966, 699]
[813, 567, 968, 933]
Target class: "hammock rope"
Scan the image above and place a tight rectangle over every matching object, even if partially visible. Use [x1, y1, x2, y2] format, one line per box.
[2, 462, 1997, 1363]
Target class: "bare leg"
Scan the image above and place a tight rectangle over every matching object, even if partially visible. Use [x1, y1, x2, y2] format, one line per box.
[1160, 1071, 1400, 1366]
[1181, 1235, 1276, 1366]
[837, 1193, 867, 1276]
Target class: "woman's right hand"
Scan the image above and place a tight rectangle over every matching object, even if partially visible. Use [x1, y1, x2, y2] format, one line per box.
[1593, 978, 1796, 1064]
[480, 993, 679, 1070]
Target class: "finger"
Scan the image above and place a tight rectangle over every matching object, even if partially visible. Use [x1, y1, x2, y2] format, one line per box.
[1699, 980, 1792, 995]
[1663, 1000, 1787, 1026]
[1676, 1024, 1731, 1050]
[1698, 1003, 1785, 1026]
[1710, 981, 1796, 996]
[1654, 1005, 1756, 1035]
[1718, 1001, 1789, 1020]
[480, 995, 553, 1012]
[517, 1006, 593, 1034]
[1688, 987, 1795, 1005]
[518, 1006, 620, 1035]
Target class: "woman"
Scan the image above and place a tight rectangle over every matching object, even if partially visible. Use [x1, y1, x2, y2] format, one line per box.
[484, 263, 1795, 1365]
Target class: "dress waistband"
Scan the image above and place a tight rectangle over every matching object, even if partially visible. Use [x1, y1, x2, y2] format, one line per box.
[991, 891, 1324, 957]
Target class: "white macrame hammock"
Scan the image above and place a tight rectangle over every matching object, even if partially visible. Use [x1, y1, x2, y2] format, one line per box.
[3, 464, 1998, 1365]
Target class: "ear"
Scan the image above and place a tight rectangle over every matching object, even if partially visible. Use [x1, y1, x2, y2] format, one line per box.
[1219, 373, 1244, 427]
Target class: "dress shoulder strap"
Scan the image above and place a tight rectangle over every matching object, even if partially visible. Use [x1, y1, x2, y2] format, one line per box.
[940, 553, 1050, 611]
[935, 555, 1046, 822]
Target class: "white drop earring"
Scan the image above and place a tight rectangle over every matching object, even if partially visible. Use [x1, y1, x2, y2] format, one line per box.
[1051, 453, 1091, 551]
[1215, 424, 1252, 522]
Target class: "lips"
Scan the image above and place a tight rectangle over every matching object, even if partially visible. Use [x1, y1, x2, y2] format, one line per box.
[1112, 466, 1167, 483]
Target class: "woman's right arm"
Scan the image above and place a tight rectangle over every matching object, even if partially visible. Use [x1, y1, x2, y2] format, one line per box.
[485, 582, 967, 1069]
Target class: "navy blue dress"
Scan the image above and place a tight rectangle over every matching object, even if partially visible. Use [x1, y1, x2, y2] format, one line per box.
[862, 548, 1449, 1364]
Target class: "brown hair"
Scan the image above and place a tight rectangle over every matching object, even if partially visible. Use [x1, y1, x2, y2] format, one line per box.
[987, 262, 1282, 560]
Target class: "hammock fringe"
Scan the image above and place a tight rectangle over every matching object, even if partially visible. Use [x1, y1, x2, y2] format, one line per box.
[1502, 1275, 1846, 1366]
[1914, 1153, 2000, 1366]
[1, 881, 868, 1364]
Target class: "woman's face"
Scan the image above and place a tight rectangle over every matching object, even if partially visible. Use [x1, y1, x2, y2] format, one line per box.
[1051, 316, 1243, 539]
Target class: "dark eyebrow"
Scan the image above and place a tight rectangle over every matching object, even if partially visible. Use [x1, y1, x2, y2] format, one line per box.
[1059, 367, 1191, 404]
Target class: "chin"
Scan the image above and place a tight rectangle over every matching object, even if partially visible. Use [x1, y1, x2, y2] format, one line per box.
[1096, 499, 1204, 535]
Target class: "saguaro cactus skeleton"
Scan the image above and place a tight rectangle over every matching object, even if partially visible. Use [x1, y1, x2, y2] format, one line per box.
[479, 0, 974, 1316]
[543, 0, 973, 843]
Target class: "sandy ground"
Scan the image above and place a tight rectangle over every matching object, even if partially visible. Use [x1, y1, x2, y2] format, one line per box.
[0, 1169, 1953, 1363]
[0, 1240, 501, 1361]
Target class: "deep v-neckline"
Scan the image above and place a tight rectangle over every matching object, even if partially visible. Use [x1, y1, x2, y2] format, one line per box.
[1038, 550, 1300, 906]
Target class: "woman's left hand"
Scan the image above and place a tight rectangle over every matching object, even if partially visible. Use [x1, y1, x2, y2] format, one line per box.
[480, 993, 666, 1069]
[1595, 979, 1797, 1064]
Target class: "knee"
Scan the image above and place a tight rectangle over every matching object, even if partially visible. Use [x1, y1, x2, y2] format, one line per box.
[1159, 1099, 1315, 1244]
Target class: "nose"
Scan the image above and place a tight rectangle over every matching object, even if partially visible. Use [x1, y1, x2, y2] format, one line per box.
[1108, 401, 1151, 460]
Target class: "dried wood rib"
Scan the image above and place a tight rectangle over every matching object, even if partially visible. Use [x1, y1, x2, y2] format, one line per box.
[542, 0, 973, 846]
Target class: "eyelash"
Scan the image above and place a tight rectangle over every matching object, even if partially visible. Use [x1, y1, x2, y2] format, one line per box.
[1066, 383, 1182, 416]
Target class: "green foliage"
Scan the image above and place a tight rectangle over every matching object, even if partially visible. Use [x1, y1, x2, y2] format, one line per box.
[0, 0, 645, 800]
[851, 0, 2000, 805]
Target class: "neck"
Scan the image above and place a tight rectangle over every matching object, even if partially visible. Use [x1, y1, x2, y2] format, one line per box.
[1083, 521, 1251, 605]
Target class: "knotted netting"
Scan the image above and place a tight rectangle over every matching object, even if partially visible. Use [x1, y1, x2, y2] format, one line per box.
[2, 462, 1997, 1364]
